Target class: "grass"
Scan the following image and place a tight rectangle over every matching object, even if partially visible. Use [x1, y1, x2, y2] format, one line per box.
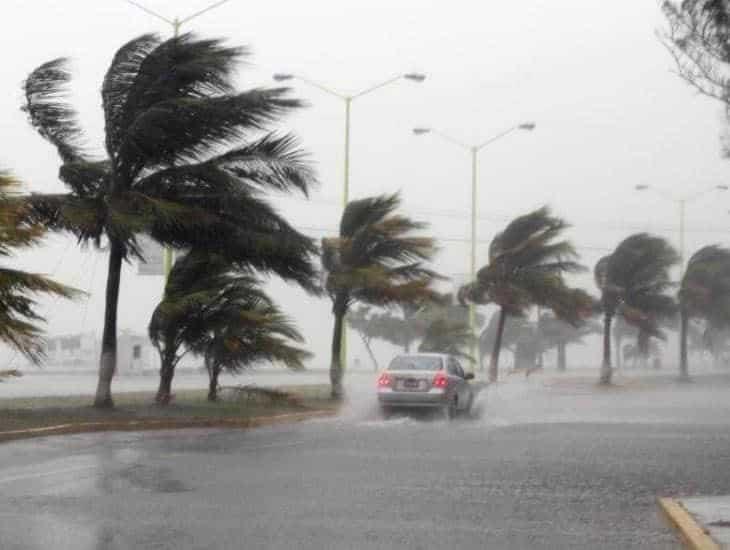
[0, 384, 336, 434]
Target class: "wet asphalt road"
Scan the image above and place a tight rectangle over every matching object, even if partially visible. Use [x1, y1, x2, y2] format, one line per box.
[2, 372, 730, 549]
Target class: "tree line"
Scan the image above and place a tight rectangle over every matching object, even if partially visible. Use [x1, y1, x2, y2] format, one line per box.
[3, 0, 730, 404]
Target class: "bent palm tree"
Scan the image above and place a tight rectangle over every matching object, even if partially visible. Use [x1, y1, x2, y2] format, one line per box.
[0, 171, 78, 363]
[595, 234, 678, 384]
[150, 251, 309, 402]
[460, 207, 592, 382]
[678, 245, 730, 380]
[322, 194, 440, 398]
[22, 35, 318, 407]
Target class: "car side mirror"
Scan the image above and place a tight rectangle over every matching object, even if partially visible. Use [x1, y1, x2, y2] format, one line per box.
[464, 372, 475, 380]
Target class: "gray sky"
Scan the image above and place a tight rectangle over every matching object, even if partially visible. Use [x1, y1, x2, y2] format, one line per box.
[2, 0, 730, 367]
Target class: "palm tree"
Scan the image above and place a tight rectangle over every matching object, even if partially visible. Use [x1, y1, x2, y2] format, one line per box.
[0, 171, 78, 363]
[22, 34, 318, 407]
[322, 193, 440, 398]
[678, 245, 730, 380]
[538, 312, 601, 371]
[595, 234, 678, 384]
[149, 251, 309, 402]
[460, 207, 592, 382]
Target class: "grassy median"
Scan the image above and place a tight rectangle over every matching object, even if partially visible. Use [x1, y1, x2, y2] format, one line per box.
[0, 384, 337, 436]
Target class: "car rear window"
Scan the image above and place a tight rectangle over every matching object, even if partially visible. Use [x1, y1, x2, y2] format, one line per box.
[387, 356, 443, 371]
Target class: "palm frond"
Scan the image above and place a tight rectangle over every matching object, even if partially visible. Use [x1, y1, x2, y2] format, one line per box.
[22, 58, 85, 163]
[119, 89, 303, 177]
[339, 194, 400, 238]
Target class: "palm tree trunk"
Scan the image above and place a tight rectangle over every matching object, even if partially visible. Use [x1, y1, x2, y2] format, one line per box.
[208, 364, 221, 401]
[489, 307, 507, 383]
[94, 240, 123, 408]
[155, 334, 177, 404]
[600, 312, 613, 385]
[330, 295, 347, 399]
[359, 334, 379, 371]
[679, 309, 690, 381]
[557, 342, 567, 372]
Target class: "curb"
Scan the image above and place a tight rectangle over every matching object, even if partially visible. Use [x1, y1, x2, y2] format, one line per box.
[658, 498, 721, 550]
[0, 409, 337, 444]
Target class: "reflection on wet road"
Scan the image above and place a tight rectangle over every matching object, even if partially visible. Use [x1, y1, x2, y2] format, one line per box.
[3, 373, 730, 549]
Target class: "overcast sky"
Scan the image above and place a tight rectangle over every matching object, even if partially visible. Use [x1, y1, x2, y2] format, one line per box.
[2, 0, 730, 368]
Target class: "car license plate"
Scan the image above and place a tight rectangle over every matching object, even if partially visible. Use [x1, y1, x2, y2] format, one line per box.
[401, 379, 423, 391]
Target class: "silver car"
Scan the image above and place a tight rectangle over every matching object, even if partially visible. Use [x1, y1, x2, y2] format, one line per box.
[376, 353, 475, 419]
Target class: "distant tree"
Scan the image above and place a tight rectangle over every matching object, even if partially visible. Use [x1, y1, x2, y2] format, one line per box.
[538, 312, 601, 372]
[418, 318, 474, 361]
[460, 207, 592, 382]
[595, 234, 678, 384]
[479, 311, 533, 369]
[22, 34, 318, 407]
[347, 306, 382, 370]
[0, 171, 78, 363]
[149, 251, 309, 402]
[678, 245, 730, 380]
[322, 194, 440, 398]
[398, 302, 428, 353]
[612, 315, 634, 369]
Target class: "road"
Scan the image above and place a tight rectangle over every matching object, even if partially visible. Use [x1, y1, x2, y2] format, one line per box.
[2, 371, 730, 549]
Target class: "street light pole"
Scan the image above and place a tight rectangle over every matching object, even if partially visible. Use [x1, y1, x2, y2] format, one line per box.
[273, 72, 426, 369]
[272, 72, 425, 208]
[414, 122, 536, 369]
[635, 184, 728, 275]
[123, 0, 237, 280]
[470, 147, 478, 356]
[344, 97, 352, 208]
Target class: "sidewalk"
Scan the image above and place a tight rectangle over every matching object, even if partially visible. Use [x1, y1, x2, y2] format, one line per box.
[660, 496, 730, 549]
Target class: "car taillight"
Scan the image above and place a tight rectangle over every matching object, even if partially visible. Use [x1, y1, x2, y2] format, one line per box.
[377, 373, 392, 387]
[432, 371, 448, 388]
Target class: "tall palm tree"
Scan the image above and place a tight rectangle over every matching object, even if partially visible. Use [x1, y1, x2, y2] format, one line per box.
[22, 34, 318, 407]
[149, 251, 309, 402]
[0, 171, 78, 363]
[322, 193, 440, 398]
[460, 207, 592, 382]
[595, 234, 678, 384]
[678, 245, 730, 380]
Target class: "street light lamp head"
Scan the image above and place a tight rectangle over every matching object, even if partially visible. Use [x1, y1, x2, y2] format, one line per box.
[272, 73, 295, 82]
[403, 73, 427, 82]
[518, 122, 536, 131]
[412, 127, 432, 135]
[716, 185, 729, 191]
[635, 184, 650, 191]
